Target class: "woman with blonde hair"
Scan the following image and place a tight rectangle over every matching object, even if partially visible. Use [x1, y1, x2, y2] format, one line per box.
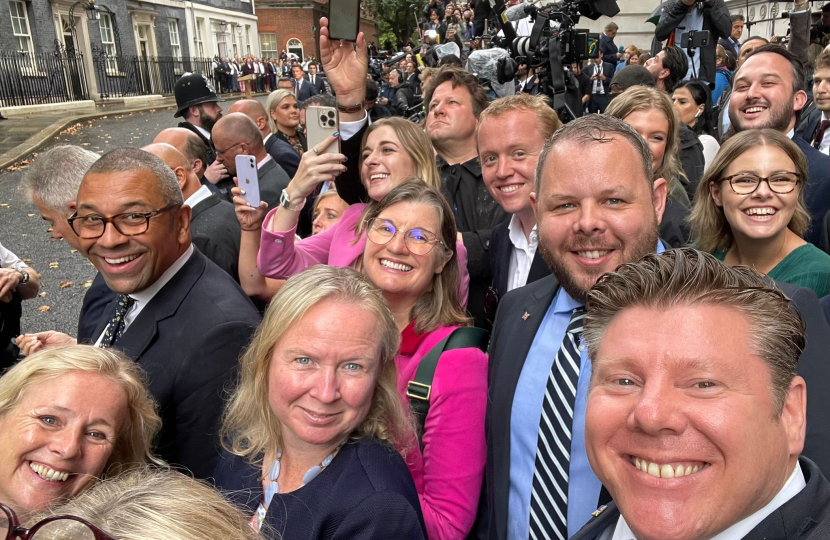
[0, 345, 160, 518]
[31, 467, 262, 540]
[266, 89, 306, 155]
[233, 116, 469, 302]
[606, 85, 693, 247]
[214, 265, 425, 539]
[690, 129, 830, 296]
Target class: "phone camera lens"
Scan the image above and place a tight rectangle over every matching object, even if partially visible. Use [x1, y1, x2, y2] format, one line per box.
[328, 120, 335, 127]
[320, 115, 327, 123]
[327, 111, 334, 118]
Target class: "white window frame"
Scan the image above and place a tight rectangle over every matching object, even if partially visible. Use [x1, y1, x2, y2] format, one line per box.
[259, 33, 277, 59]
[245, 25, 251, 55]
[99, 12, 119, 75]
[287, 38, 304, 61]
[195, 18, 205, 58]
[9, 0, 35, 70]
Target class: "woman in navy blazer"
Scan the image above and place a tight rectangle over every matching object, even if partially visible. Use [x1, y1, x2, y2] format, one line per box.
[214, 265, 425, 540]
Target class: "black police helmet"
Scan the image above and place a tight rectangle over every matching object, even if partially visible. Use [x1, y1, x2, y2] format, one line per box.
[173, 73, 224, 118]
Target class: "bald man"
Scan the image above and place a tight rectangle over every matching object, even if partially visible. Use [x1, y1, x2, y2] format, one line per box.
[143, 143, 241, 282]
[227, 99, 300, 178]
[153, 127, 222, 196]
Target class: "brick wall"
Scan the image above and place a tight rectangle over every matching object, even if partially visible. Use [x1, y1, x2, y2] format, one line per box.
[192, 0, 255, 16]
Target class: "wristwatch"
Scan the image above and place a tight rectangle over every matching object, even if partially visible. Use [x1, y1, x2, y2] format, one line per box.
[280, 189, 305, 211]
[16, 268, 29, 285]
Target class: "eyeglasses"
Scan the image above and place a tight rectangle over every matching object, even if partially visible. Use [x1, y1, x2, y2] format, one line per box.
[215, 141, 243, 158]
[0, 502, 116, 540]
[365, 218, 444, 256]
[68, 204, 181, 239]
[719, 172, 801, 195]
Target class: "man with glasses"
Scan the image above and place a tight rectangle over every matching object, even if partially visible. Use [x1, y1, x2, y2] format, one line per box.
[17, 148, 260, 479]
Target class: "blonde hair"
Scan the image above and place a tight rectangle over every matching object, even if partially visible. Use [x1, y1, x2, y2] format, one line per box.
[34, 467, 262, 540]
[479, 93, 562, 140]
[266, 89, 297, 134]
[362, 179, 469, 334]
[221, 266, 414, 461]
[359, 117, 441, 193]
[0, 345, 161, 475]
[689, 129, 811, 253]
[585, 248, 805, 414]
[605, 85, 687, 190]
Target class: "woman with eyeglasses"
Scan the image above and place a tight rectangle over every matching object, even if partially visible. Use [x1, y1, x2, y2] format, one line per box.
[0, 345, 161, 520]
[359, 180, 488, 540]
[690, 129, 830, 297]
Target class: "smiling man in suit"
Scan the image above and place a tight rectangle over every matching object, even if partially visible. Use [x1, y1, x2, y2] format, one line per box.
[477, 94, 560, 320]
[573, 248, 830, 540]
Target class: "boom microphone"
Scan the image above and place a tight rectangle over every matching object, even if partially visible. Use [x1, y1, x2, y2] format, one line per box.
[503, 2, 536, 22]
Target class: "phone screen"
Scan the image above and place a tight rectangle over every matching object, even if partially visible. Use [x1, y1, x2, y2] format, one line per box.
[328, 0, 361, 41]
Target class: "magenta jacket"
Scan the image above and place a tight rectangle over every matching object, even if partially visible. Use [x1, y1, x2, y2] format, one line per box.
[257, 204, 470, 305]
[397, 322, 488, 540]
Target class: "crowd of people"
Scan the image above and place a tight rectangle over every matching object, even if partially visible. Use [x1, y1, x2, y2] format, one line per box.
[0, 2, 829, 539]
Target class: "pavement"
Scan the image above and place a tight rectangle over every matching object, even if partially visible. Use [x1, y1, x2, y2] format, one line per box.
[0, 92, 269, 336]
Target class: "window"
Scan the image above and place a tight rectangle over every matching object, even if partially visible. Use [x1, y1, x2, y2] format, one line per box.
[287, 38, 304, 61]
[99, 13, 118, 74]
[195, 18, 205, 57]
[168, 20, 181, 60]
[245, 25, 251, 55]
[259, 33, 277, 58]
[9, 1, 34, 59]
[232, 25, 240, 56]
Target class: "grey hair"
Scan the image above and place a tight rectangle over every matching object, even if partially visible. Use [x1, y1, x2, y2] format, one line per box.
[20, 145, 100, 212]
[535, 115, 653, 195]
[85, 148, 183, 205]
[584, 248, 805, 415]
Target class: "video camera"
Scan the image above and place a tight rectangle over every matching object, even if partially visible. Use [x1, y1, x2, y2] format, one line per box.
[488, 0, 619, 119]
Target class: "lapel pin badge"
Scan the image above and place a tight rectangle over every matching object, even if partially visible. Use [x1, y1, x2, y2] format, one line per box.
[522, 312, 530, 321]
[592, 505, 608, 517]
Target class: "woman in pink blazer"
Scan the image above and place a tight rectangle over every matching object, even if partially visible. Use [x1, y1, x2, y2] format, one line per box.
[362, 180, 488, 540]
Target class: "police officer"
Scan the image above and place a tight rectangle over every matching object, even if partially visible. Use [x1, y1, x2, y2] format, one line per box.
[173, 73, 228, 185]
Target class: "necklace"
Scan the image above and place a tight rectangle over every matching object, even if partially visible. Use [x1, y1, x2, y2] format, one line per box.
[263, 440, 345, 505]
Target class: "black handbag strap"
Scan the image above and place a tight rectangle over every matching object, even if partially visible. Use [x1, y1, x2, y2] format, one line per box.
[406, 327, 489, 445]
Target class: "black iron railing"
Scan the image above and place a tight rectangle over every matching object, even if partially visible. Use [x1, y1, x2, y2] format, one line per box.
[0, 49, 90, 107]
[92, 54, 215, 99]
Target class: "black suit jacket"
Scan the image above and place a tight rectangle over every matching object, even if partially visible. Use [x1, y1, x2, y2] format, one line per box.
[177, 121, 216, 166]
[718, 36, 740, 58]
[264, 132, 301, 179]
[484, 274, 830, 540]
[585, 62, 614, 94]
[258, 156, 315, 238]
[77, 272, 113, 345]
[80, 250, 260, 478]
[190, 194, 241, 282]
[489, 217, 550, 301]
[570, 457, 830, 540]
[307, 74, 327, 94]
[793, 137, 830, 246]
[293, 77, 316, 101]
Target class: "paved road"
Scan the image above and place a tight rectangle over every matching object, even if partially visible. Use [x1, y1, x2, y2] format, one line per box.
[0, 96, 266, 336]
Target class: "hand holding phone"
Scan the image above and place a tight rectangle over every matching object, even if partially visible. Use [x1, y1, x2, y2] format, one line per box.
[319, 17, 368, 107]
[235, 154, 261, 208]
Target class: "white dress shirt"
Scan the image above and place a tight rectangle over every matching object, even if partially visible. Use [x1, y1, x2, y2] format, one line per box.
[609, 461, 806, 540]
[819, 112, 830, 154]
[506, 215, 538, 293]
[0, 241, 27, 272]
[257, 154, 272, 170]
[184, 184, 213, 209]
[94, 245, 194, 347]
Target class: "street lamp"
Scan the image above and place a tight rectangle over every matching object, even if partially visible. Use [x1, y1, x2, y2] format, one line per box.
[85, 0, 100, 21]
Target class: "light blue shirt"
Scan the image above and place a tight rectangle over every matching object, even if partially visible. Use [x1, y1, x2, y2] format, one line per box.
[507, 242, 665, 540]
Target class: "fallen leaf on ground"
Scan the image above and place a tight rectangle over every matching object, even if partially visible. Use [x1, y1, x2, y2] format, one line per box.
[46, 228, 53, 232]
[22, 259, 31, 264]
[70, 249, 78, 254]
[82, 279, 93, 288]
[38, 306, 50, 312]
[59, 281, 72, 288]
[27, 214, 34, 217]
[48, 262, 59, 269]
[38, 292, 46, 297]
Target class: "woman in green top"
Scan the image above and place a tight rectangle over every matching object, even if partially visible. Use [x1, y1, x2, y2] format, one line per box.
[690, 129, 830, 297]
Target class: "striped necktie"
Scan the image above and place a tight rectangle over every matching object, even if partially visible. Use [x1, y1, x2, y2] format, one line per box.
[528, 307, 586, 540]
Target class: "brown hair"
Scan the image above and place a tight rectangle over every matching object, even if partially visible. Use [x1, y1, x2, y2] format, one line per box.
[423, 66, 488, 117]
[358, 117, 441, 193]
[479, 93, 562, 140]
[584, 248, 805, 414]
[689, 129, 810, 253]
[815, 48, 830, 71]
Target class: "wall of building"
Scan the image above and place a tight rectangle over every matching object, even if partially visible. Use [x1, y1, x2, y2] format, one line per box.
[192, 0, 255, 15]
[185, 1, 260, 58]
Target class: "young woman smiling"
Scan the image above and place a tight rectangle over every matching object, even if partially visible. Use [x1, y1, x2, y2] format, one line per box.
[690, 129, 830, 297]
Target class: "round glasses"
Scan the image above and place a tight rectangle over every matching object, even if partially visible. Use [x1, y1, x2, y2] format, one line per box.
[68, 204, 181, 239]
[719, 172, 801, 195]
[1, 502, 116, 540]
[365, 218, 444, 256]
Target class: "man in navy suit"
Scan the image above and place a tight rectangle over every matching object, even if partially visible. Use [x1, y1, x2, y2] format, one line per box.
[584, 56, 614, 113]
[292, 64, 316, 101]
[18, 148, 260, 479]
[307, 63, 327, 94]
[572, 248, 830, 540]
[227, 99, 300, 178]
[477, 94, 558, 323]
[728, 43, 830, 246]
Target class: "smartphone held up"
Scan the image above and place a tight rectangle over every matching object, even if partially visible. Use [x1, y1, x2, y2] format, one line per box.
[327, 0, 361, 41]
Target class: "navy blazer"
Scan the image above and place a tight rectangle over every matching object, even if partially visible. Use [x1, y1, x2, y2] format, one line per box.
[570, 457, 830, 540]
[80, 250, 260, 478]
[213, 437, 426, 540]
[264, 132, 301, 179]
[77, 272, 113, 344]
[293, 77, 317, 101]
[793, 137, 830, 246]
[190, 194, 241, 283]
[307, 74, 327, 94]
[488, 217, 550, 301]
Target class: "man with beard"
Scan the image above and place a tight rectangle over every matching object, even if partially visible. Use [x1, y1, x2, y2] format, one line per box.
[485, 114, 668, 540]
[728, 43, 830, 246]
[172, 73, 229, 187]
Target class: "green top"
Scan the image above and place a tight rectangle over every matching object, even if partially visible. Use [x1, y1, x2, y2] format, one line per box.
[714, 244, 830, 297]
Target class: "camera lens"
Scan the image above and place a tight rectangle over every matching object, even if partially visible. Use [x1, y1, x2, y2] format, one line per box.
[327, 111, 334, 118]
[320, 115, 327, 123]
[328, 120, 335, 127]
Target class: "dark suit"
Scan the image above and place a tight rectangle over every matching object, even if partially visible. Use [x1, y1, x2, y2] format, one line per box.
[293, 77, 316, 101]
[489, 217, 550, 302]
[793, 137, 830, 246]
[264, 132, 301, 179]
[190, 193, 241, 282]
[585, 62, 614, 114]
[257, 156, 315, 238]
[570, 457, 830, 540]
[307, 73, 327, 94]
[718, 36, 740, 58]
[80, 250, 260, 478]
[77, 272, 113, 344]
[177, 121, 216, 166]
[821, 209, 829, 255]
[518, 74, 539, 95]
[485, 274, 830, 540]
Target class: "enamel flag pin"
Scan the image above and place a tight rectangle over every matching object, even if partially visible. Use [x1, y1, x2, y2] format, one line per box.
[522, 312, 530, 321]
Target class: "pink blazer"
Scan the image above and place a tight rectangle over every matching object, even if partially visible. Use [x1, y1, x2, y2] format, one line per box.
[257, 204, 470, 305]
[397, 323, 488, 540]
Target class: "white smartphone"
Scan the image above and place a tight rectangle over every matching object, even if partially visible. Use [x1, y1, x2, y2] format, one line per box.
[235, 154, 260, 207]
[306, 106, 340, 154]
